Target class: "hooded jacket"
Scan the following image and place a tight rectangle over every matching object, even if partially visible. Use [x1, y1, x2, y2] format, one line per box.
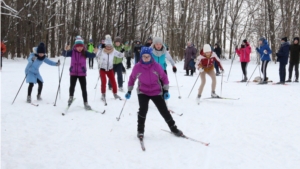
[236, 42, 251, 62]
[256, 38, 272, 61]
[96, 49, 123, 71]
[151, 45, 175, 70]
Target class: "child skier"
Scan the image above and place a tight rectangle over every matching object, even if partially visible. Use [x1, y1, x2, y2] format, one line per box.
[256, 37, 272, 84]
[62, 36, 98, 110]
[97, 35, 123, 103]
[125, 47, 183, 138]
[88, 39, 95, 69]
[195, 44, 224, 100]
[25, 43, 60, 103]
[235, 39, 251, 82]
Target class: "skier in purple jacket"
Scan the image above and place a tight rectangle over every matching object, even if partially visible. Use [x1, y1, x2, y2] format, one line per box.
[62, 36, 98, 110]
[125, 47, 183, 139]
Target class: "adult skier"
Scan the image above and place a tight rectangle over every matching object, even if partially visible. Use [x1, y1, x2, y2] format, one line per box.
[235, 39, 251, 82]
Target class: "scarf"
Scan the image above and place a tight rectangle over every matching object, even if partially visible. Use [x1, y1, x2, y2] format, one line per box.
[103, 48, 114, 54]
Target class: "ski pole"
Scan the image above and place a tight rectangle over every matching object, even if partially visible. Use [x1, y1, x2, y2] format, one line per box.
[58, 59, 61, 99]
[54, 52, 67, 106]
[94, 75, 100, 89]
[174, 73, 181, 99]
[221, 71, 224, 96]
[226, 52, 236, 82]
[188, 73, 200, 98]
[246, 64, 259, 86]
[116, 99, 127, 121]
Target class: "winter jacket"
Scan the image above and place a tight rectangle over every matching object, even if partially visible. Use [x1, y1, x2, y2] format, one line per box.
[124, 45, 132, 58]
[1, 41, 6, 54]
[195, 50, 223, 72]
[97, 49, 123, 71]
[289, 44, 300, 64]
[62, 47, 96, 76]
[214, 45, 222, 58]
[256, 39, 272, 61]
[25, 53, 57, 83]
[276, 42, 290, 64]
[134, 44, 142, 59]
[128, 57, 169, 96]
[151, 45, 175, 70]
[113, 44, 124, 64]
[236, 43, 251, 62]
[184, 46, 197, 70]
[87, 43, 94, 53]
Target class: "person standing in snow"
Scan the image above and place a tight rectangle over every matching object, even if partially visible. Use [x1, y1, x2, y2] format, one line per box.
[144, 37, 153, 47]
[214, 44, 222, 76]
[286, 37, 300, 82]
[108, 36, 125, 91]
[88, 39, 95, 69]
[1, 40, 6, 70]
[235, 39, 251, 82]
[62, 36, 98, 110]
[125, 47, 183, 138]
[124, 42, 132, 69]
[275, 37, 290, 84]
[195, 44, 224, 100]
[256, 37, 272, 84]
[97, 35, 123, 101]
[151, 37, 177, 75]
[184, 41, 197, 76]
[134, 40, 142, 64]
[25, 43, 60, 103]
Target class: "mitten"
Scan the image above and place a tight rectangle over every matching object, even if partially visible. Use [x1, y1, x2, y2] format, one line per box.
[172, 66, 177, 73]
[56, 60, 61, 66]
[125, 91, 131, 99]
[163, 90, 170, 100]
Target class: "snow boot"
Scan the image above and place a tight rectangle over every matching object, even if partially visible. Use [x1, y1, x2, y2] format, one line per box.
[68, 96, 74, 106]
[137, 131, 144, 139]
[286, 79, 292, 82]
[170, 125, 183, 137]
[27, 96, 31, 103]
[114, 93, 121, 99]
[84, 102, 92, 110]
[37, 94, 42, 101]
[295, 79, 299, 83]
[211, 91, 219, 98]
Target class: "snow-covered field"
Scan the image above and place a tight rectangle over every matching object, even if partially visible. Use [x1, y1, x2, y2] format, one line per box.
[1, 56, 299, 169]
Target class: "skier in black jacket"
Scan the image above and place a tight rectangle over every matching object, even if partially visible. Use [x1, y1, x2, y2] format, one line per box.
[134, 40, 142, 64]
[286, 37, 300, 82]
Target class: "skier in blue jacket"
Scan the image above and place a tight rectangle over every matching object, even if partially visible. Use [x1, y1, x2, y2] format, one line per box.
[25, 43, 60, 103]
[256, 37, 272, 84]
[275, 37, 290, 84]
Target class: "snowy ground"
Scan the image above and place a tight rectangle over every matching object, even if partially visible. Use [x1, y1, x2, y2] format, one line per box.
[1, 55, 299, 169]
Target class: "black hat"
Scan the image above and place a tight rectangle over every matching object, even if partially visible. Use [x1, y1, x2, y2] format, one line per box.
[243, 39, 247, 43]
[281, 37, 288, 42]
[294, 37, 299, 42]
[37, 42, 46, 53]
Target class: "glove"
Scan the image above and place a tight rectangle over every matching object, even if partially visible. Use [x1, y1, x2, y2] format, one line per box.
[264, 50, 268, 54]
[56, 60, 61, 66]
[125, 91, 131, 99]
[199, 68, 204, 73]
[32, 56, 37, 61]
[120, 48, 125, 53]
[163, 90, 170, 100]
[220, 68, 224, 73]
[172, 66, 177, 73]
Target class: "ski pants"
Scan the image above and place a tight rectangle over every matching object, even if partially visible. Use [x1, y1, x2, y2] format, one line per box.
[279, 62, 286, 82]
[126, 57, 131, 68]
[100, 69, 117, 94]
[89, 58, 94, 68]
[214, 61, 220, 73]
[241, 62, 248, 77]
[137, 94, 175, 133]
[288, 62, 299, 80]
[108, 63, 123, 88]
[28, 79, 43, 96]
[198, 69, 217, 96]
[69, 76, 88, 103]
[261, 61, 269, 81]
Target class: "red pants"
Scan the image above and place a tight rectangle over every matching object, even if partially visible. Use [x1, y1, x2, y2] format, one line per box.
[100, 69, 117, 94]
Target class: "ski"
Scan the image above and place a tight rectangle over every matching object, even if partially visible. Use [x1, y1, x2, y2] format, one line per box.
[62, 98, 76, 116]
[169, 109, 183, 116]
[161, 129, 209, 146]
[203, 97, 239, 100]
[111, 97, 123, 101]
[139, 137, 146, 151]
[80, 107, 106, 114]
[31, 103, 39, 106]
[272, 83, 288, 86]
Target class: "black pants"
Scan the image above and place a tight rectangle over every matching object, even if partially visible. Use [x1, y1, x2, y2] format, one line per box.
[186, 69, 194, 75]
[108, 63, 123, 88]
[279, 62, 286, 82]
[126, 57, 131, 68]
[241, 62, 248, 77]
[261, 61, 269, 81]
[288, 63, 299, 80]
[28, 79, 43, 96]
[137, 94, 175, 133]
[69, 76, 88, 102]
[89, 58, 94, 68]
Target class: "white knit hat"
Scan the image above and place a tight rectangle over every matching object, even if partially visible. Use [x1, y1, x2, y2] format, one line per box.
[203, 44, 212, 53]
[153, 37, 163, 44]
[104, 35, 113, 46]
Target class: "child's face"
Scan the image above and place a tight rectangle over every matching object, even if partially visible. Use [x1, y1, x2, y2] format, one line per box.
[38, 53, 45, 57]
[115, 42, 121, 46]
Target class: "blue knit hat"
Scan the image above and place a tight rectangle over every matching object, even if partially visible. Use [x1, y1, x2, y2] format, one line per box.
[74, 36, 84, 47]
[140, 47, 152, 57]
[37, 42, 46, 53]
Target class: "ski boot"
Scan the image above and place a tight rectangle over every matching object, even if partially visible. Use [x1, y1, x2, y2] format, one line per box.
[114, 93, 121, 100]
[101, 93, 106, 101]
[137, 131, 144, 139]
[286, 79, 292, 82]
[295, 79, 299, 83]
[276, 82, 285, 85]
[211, 91, 219, 98]
[27, 96, 31, 103]
[241, 77, 248, 82]
[119, 87, 124, 92]
[37, 94, 42, 101]
[84, 102, 92, 110]
[68, 96, 74, 106]
[170, 125, 183, 137]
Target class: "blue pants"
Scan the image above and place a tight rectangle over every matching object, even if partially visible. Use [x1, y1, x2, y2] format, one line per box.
[214, 61, 220, 73]
[279, 62, 286, 82]
[108, 63, 123, 88]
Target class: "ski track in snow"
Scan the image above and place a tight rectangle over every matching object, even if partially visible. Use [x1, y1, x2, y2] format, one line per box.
[1, 57, 300, 169]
